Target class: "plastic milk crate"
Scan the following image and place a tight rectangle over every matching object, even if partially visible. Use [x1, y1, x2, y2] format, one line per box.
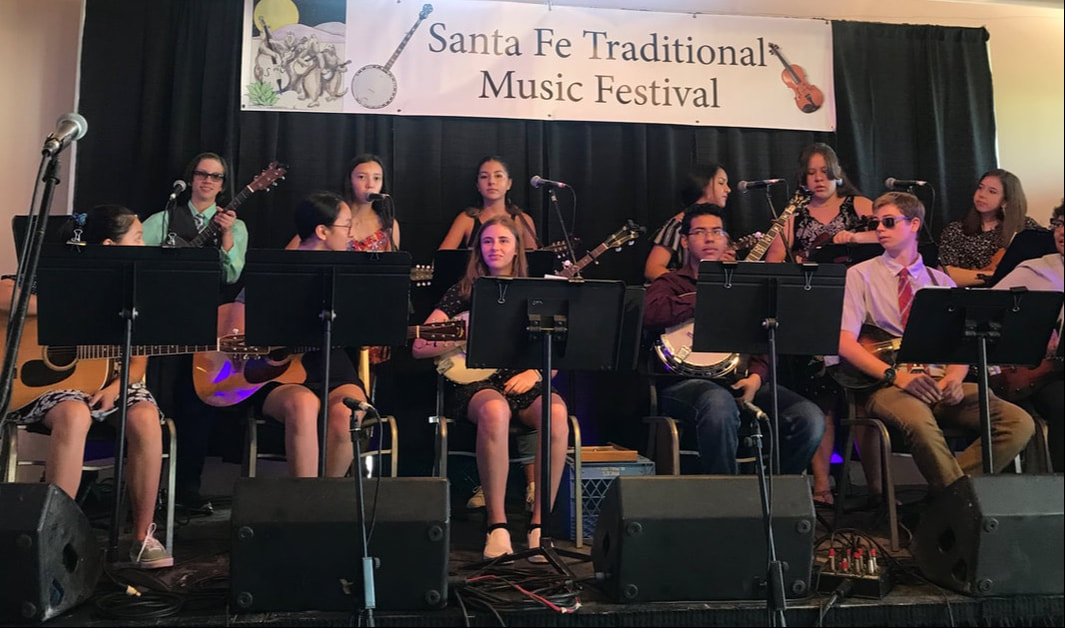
[554, 453, 655, 545]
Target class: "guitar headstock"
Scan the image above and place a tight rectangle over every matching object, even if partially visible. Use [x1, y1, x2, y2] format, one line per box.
[605, 220, 646, 250]
[248, 161, 288, 193]
[541, 239, 579, 256]
[419, 320, 466, 342]
[420, 4, 433, 19]
[411, 264, 433, 286]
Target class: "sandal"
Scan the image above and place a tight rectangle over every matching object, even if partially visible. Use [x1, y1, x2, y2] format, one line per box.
[813, 489, 835, 507]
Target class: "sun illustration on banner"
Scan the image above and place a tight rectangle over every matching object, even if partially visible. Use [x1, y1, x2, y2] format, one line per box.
[253, 0, 298, 31]
[245, 0, 350, 111]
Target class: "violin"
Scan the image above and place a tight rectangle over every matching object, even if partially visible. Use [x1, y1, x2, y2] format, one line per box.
[768, 42, 824, 114]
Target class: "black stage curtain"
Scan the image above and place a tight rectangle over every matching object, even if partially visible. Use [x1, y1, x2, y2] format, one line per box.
[73, 1, 998, 470]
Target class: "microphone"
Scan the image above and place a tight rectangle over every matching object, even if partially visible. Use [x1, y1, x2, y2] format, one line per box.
[168, 180, 187, 201]
[740, 400, 770, 423]
[343, 397, 376, 413]
[367, 193, 390, 202]
[737, 178, 785, 192]
[530, 175, 568, 189]
[885, 177, 929, 188]
[42, 112, 88, 156]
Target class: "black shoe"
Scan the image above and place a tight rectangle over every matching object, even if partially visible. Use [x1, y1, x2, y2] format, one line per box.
[176, 490, 214, 515]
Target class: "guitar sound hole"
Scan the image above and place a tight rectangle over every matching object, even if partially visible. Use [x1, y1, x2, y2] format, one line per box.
[44, 347, 78, 370]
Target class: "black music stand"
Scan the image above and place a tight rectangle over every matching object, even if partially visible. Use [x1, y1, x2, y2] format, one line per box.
[895, 287, 1062, 472]
[694, 260, 846, 627]
[242, 249, 411, 624]
[466, 277, 626, 572]
[35, 243, 220, 562]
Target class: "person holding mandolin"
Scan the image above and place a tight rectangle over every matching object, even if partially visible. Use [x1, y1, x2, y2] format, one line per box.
[837, 191, 1034, 493]
[993, 200, 1064, 471]
[938, 168, 1040, 287]
[1, 205, 172, 568]
[643, 203, 824, 476]
[412, 214, 569, 563]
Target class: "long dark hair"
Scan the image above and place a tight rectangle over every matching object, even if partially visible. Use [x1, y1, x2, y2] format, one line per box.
[294, 191, 345, 241]
[679, 163, 726, 208]
[457, 214, 528, 300]
[796, 143, 863, 198]
[341, 153, 387, 204]
[183, 151, 231, 206]
[465, 155, 523, 219]
[961, 169, 1028, 247]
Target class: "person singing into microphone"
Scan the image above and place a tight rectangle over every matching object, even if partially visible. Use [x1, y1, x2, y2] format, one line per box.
[765, 142, 876, 263]
[938, 169, 1039, 287]
[643, 203, 824, 476]
[230, 192, 371, 478]
[438, 155, 538, 251]
[644, 163, 731, 283]
[413, 215, 569, 562]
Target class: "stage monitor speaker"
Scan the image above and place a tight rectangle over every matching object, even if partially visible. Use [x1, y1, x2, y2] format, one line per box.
[912, 474, 1064, 596]
[591, 475, 814, 603]
[0, 483, 102, 623]
[230, 477, 449, 612]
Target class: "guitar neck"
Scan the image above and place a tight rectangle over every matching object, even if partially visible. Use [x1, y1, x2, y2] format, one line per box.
[188, 186, 252, 248]
[558, 244, 609, 278]
[74, 342, 219, 360]
[744, 198, 801, 261]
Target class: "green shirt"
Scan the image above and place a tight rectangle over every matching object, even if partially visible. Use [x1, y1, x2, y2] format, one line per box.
[142, 202, 248, 284]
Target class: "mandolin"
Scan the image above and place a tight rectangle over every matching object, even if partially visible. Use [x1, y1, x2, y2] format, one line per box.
[768, 42, 824, 114]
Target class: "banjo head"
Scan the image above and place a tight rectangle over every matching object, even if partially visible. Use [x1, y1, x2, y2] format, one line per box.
[352, 64, 397, 109]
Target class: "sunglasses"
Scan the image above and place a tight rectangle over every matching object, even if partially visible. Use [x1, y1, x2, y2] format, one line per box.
[192, 170, 225, 182]
[868, 215, 913, 230]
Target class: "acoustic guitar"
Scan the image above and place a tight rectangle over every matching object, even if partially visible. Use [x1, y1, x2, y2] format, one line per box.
[193, 320, 465, 407]
[168, 161, 287, 248]
[2, 315, 227, 413]
[829, 324, 902, 391]
[990, 354, 1063, 401]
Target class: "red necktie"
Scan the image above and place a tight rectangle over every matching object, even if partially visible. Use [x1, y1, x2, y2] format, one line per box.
[897, 267, 914, 328]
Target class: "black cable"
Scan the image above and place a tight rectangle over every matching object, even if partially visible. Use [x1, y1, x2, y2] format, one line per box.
[817, 578, 853, 627]
[93, 590, 184, 620]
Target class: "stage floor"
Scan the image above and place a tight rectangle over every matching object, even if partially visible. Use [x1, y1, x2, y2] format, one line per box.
[5, 458, 1063, 627]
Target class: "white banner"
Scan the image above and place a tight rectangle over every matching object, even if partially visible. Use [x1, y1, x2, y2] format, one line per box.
[241, 0, 835, 131]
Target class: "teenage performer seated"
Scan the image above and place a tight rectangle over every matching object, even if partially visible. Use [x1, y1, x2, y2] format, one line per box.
[229, 192, 371, 477]
[438, 155, 538, 250]
[412, 214, 568, 562]
[643, 203, 824, 475]
[1, 205, 171, 568]
[837, 191, 1034, 492]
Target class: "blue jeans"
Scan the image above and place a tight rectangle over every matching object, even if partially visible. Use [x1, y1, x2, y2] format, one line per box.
[658, 379, 824, 475]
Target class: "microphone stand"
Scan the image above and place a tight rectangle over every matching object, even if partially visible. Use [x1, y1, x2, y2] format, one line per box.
[1, 153, 61, 418]
[546, 188, 580, 274]
[349, 403, 378, 626]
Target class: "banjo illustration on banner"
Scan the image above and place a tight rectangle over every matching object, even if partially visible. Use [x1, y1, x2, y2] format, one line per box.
[351, 3, 433, 109]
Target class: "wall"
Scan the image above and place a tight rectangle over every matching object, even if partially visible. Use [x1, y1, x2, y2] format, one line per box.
[0, 0, 1061, 273]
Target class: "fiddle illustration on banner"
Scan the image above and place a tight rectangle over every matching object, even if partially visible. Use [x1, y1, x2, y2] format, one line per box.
[768, 42, 824, 114]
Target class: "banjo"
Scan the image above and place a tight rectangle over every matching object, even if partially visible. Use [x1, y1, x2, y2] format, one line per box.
[654, 192, 807, 377]
[351, 4, 433, 109]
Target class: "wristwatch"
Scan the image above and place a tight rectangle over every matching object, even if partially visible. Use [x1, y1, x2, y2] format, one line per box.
[882, 367, 897, 386]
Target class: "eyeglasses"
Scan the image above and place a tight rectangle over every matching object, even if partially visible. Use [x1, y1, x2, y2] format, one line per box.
[192, 170, 225, 182]
[331, 221, 353, 233]
[868, 215, 913, 230]
[1050, 218, 1064, 230]
[687, 227, 728, 239]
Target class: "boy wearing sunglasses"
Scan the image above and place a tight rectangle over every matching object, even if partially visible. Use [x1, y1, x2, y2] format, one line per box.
[836, 192, 1033, 493]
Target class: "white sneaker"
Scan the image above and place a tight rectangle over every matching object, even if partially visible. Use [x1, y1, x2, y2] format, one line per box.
[525, 481, 535, 513]
[483, 527, 513, 560]
[527, 526, 548, 564]
[130, 523, 173, 569]
[466, 485, 485, 509]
